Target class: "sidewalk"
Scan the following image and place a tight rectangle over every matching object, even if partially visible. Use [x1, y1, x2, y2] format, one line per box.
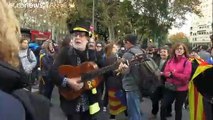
[50, 87, 190, 120]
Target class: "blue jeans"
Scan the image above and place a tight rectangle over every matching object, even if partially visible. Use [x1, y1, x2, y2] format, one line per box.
[126, 91, 143, 120]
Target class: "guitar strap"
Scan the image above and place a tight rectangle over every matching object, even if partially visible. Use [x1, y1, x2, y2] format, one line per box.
[67, 47, 100, 114]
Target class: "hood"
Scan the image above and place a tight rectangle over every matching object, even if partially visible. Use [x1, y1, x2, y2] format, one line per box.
[0, 61, 28, 93]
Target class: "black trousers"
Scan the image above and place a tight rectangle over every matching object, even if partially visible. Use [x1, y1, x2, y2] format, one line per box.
[160, 89, 187, 120]
[151, 86, 172, 115]
[39, 76, 54, 99]
[67, 111, 92, 120]
[203, 97, 213, 120]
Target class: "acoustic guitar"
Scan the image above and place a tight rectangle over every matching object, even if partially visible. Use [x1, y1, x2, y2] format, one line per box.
[58, 54, 145, 100]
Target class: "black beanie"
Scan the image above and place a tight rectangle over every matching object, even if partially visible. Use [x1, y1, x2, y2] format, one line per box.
[125, 34, 137, 45]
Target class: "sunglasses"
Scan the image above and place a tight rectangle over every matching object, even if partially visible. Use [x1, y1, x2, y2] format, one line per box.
[73, 32, 88, 37]
[89, 44, 95, 47]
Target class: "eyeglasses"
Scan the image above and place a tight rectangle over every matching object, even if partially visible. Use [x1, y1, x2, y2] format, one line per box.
[96, 44, 102, 47]
[89, 44, 95, 48]
[176, 47, 184, 50]
[73, 32, 88, 37]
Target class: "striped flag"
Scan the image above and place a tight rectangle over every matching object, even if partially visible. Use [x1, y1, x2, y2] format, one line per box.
[189, 58, 213, 120]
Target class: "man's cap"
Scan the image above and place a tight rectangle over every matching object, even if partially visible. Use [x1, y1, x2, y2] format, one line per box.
[125, 34, 137, 45]
[69, 19, 91, 34]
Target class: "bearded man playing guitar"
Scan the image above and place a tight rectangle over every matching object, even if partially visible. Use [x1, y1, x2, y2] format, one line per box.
[51, 19, 103, 120]
[51, 19, 129, 120]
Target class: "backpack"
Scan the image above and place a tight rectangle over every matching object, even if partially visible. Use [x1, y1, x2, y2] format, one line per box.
[128, 50, 161, 97]
[27, 49, 34, 63]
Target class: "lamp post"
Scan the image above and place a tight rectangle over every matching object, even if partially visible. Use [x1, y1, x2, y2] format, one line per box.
[211, 0, 213, 46]
[212, 0, 213, 32]
[92, 0, 95, 36]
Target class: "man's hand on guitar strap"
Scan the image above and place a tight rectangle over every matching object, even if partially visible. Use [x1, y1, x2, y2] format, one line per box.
[66, 77, 84, 91]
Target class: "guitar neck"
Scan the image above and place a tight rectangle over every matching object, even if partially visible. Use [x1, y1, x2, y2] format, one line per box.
[81, 54, 146, 82]
[82, 62, 120, 81]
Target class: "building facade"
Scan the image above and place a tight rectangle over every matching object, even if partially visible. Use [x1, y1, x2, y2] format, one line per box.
[190, 0, 213, 47]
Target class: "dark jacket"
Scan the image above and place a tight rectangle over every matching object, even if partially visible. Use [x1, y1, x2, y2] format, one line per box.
[192, 58, 213, 101]
[96, 50, 106, 68]
[51, 46, 100, 114]
[153, 56, 169, 83]
[40, 49, 54, 76]
[0, 90, 25, 120]
[106, 53, 122, 89]
[0, 61, 50, 120]
[0, 61, 27, 92]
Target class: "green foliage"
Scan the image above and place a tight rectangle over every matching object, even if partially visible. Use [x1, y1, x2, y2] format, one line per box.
[65, 0, 200, 43]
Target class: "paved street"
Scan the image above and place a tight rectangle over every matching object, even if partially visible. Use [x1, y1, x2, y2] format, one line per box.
[47, 87, 190, 120]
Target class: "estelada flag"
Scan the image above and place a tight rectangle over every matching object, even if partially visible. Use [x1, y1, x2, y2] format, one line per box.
[189, 57, 213, 120]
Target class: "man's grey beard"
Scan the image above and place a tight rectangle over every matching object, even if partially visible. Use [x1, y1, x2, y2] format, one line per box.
[72, 38, 88, 51]
[73, 43, 86, 51]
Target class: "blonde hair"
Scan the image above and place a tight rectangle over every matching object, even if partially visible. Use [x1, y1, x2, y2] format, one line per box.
[0, 0, 20, 67]
[41, 40, 52, 51]
[105, 42, 118, 58]
[105, 43, 114, 58]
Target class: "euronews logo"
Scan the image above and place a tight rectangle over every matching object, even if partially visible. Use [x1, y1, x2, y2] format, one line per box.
[9, 1, 48, 9]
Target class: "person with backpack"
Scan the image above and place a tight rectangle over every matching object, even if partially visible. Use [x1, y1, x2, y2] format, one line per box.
[120, 34, 145, 120]
[19, 39, 37, 74]
[39, 40, 55, 99]
[160, 42, 192, 120]
[19, 38, 37, 91]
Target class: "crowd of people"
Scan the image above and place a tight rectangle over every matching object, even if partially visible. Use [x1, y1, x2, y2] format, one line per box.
[0, 0, 213, 120]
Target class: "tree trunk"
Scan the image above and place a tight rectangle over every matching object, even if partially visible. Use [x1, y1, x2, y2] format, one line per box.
[108, 25, 115, 41]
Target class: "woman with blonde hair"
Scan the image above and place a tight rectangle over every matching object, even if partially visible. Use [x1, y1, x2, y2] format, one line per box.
[39, 40, 55, 99]
[160, 42, 192, 120]
[0, 0, 50, 120]
[0, 0, 26, 119]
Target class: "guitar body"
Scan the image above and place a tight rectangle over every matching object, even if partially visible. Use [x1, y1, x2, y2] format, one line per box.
[58, 62, 101, 100]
